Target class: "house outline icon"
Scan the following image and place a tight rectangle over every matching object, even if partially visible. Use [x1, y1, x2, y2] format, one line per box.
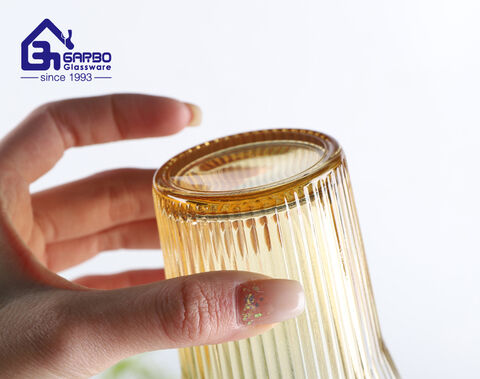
[21, 19, 74, 71]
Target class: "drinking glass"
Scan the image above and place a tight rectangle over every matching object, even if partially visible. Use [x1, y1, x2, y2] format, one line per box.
[153, 129, 399, 378]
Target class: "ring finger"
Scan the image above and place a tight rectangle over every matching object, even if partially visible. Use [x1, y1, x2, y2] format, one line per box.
[45, 218, 160, 272]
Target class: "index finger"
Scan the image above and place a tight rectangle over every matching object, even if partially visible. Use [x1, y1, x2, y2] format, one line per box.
[0, 94, 201, 183]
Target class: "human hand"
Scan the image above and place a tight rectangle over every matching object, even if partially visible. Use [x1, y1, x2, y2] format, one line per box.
[0, 94, 305, 378]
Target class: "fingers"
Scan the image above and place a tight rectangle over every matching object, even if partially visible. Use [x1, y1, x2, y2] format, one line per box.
[45, 218, 159, 272]
[0, 208, 73, 289]
[64, 271, 305, 374]
[74, 269, 165, 290]
[32, 168, 156, 244]
[0, 94, 201, 183]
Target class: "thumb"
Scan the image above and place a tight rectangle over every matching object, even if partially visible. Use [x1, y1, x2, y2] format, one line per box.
[65, 270, 305, 374]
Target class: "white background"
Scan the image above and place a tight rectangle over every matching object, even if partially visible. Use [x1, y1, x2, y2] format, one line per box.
[1, 1, 480, 378]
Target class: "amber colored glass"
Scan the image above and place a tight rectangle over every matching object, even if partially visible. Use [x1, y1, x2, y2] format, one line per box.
[153, 129, 399, 379]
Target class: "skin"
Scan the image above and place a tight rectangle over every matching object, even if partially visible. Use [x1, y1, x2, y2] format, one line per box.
[0, 94, 283, 378]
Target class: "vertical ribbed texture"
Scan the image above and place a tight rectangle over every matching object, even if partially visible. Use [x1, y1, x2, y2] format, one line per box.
[154, 162, 398, 379]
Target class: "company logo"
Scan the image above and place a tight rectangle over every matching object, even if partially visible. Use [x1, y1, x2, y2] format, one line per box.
[20, 19, 112, 82]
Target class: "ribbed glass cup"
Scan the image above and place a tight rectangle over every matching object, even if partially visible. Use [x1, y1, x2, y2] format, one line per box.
[153, 129, 398, 379]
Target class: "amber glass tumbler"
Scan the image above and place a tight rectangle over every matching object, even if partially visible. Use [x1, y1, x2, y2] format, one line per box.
[153, 129, 398, 378]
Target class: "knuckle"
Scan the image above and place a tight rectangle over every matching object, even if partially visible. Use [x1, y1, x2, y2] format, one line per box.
[156, 279, 222, 345]
[108, 94, 128, 140]
[35, 101, 79, 150]
[32, 101, 52, 117]
[87, 168, 152, 228]
[104, 174, 139, 223]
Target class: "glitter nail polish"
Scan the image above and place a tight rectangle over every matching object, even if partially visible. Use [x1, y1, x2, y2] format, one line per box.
[236, 279, 305, 326]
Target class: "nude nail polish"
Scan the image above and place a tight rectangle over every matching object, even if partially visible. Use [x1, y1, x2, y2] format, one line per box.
[236, 279, 305, 326]
[184, 102, 202, 126]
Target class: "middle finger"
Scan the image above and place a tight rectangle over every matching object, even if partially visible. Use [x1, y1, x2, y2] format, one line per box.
[32, 168, 156, 243]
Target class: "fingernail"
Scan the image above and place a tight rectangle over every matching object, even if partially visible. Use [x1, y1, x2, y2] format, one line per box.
[184, 102, 202, 126]
[236, 279, 305, 326]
